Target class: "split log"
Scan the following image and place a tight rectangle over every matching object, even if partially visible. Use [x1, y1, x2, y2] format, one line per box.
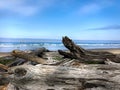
[11, 50, 47, 64]
[7, 64, 120, 90]
[58, 36, 120, 63]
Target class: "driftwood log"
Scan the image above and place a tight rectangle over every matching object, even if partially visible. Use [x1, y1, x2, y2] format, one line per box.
[11, 50, 47, 64]
[58, 36, 120, 63]
[7, 63, 120, 90]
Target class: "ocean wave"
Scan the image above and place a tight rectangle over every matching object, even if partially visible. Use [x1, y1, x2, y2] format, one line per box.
[0, 43, 64, 47]
[0, 42, 120, 52]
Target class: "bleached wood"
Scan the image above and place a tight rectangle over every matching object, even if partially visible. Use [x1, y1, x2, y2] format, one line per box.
[7, 64, 120, 90]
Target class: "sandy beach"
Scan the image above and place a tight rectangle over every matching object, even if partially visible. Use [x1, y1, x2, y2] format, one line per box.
[90, 48, 120, 54]
[0, 48, 120, 58]
[0, 52, 11, 57]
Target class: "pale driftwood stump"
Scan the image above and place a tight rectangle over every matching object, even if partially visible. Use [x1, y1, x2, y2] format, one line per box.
[7, 64, 120, 90]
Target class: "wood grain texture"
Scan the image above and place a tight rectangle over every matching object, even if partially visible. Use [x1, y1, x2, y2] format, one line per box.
[7, 64, 120, 90]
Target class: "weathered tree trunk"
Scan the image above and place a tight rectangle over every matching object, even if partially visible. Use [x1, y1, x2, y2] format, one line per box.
[58, 36, 120, 63]
[11, 50, 47, 64]
[7, 64, 120, 90]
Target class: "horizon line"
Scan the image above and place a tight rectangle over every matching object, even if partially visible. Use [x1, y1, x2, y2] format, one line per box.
[0, 37, 120, 41]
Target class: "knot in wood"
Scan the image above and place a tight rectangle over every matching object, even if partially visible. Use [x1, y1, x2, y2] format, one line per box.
[14, 68, 27, 77]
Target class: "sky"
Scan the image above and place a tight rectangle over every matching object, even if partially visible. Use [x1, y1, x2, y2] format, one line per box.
[0, 0, 120, 40]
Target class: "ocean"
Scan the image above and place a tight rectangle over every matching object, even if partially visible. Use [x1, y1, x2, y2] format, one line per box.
[0, 38, 120, 52]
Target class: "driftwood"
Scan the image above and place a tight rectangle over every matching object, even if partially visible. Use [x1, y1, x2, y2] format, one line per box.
[3, 37, 120, 90]
[0, 64, 8, 71]
[0, 84, 8, 90]
[6, 64, 120, 90]
[32, 47, 49, 57]
[11, 50, 47, 64]
[0, 74, 9, 86]
[8, 59, 27, 67]
[58, 36, 120, 63]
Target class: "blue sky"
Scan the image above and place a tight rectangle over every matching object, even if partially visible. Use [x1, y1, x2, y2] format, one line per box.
[0, 0, 120, 40]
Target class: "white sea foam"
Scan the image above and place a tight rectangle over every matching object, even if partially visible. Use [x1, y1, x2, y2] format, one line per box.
[0, 43, 120, 48]
[0, 44, 25, 47]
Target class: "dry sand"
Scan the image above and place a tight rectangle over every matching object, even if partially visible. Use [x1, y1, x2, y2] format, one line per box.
[0, 52, 11, 57]
[90, 48, 120, 54]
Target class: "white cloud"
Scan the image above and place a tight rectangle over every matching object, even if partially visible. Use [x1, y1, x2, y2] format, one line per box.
[0, 0, 56, 16]
[87, 25, 120, 30]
